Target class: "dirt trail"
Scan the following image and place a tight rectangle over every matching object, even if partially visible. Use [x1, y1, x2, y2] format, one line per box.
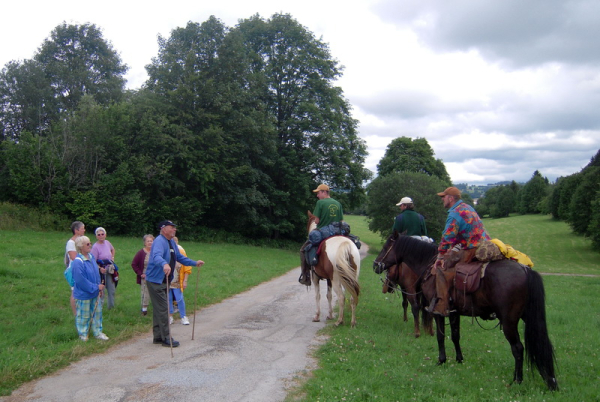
[2, 245, 368, 402]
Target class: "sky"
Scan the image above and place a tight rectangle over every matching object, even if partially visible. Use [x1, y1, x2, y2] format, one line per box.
[2, 0, 599, 185]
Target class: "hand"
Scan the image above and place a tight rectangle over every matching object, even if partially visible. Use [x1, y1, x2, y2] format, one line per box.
[99, 284, 105, 291]
[141, 274, 146, 279]
[163, 264, 171, 276]
[100, 267, 107, 274]
[182, 280, 188, 290]
[196, 260, 204, 267]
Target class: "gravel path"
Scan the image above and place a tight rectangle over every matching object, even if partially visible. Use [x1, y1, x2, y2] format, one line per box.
[3, 245, 368, 402]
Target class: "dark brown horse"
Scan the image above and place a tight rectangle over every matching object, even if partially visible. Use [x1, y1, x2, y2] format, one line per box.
[373, 233, 558, 391]
[378, 262, 433, 338]
[307, 211, 361, 327]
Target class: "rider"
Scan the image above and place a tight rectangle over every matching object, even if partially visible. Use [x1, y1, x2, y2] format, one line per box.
[298, 184, 344, 286]
[427, 186, 490, 316]
[392, 196, 428, 239]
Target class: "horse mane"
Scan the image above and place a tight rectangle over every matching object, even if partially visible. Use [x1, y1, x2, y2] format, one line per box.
[395, 235, 438, 272]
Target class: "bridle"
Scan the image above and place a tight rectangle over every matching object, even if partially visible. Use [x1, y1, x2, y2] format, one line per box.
[374, 237, 399, 272]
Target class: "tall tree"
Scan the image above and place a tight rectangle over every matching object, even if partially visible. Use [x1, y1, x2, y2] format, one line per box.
[234, 13, 370, 237]
[366, 171, 449, 241]
[35, 23, 128, 113]
[0, 60, 55, 140]
[518, 170, 549, 214]
[377, 136, 451, 183]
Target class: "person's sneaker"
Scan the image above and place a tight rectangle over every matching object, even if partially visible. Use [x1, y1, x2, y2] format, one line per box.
[181, 316, 190, 325]
[141, 309, 148, 316]
[162, 338, 180, 347]
[169, 316, 174, 325]
[79, 335, 88, 342]
[94, 333, 109, 341]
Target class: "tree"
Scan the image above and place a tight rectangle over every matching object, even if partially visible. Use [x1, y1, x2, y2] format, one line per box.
[518, 170, 549, 214]
[234, 13, 370, 237]
[377, 137, 451, 183]
[35, 23, 128, 113]
[0, 60, 55, 140]
[366, 172, 449, 241]
[569, 166, 600, 235]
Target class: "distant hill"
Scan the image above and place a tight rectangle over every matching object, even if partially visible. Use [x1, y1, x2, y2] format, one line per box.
[454, 181, 522, 198]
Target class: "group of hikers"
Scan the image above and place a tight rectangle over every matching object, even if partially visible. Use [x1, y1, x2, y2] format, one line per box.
[300, 184, 491, 317]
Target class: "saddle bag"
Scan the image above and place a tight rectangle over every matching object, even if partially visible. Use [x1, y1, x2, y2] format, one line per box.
[454, 261, 484, 294]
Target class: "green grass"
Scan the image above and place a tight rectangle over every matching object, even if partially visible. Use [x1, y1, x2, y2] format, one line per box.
[0, 230, 300, 395]
[288, 214, 600, 402]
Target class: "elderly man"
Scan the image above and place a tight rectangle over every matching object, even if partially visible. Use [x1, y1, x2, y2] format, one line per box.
[392, 196, 428, 238]
[146, 220, 204, 347]
[427, 187, 490, 316]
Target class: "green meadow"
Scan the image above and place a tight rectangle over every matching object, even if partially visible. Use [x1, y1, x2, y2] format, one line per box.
[1, 213, 599, 401]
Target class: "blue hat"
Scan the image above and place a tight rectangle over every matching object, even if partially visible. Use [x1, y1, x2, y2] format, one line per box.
[158, 220, 177, 230]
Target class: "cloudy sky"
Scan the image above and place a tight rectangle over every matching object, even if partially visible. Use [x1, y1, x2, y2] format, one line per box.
[2, 0, 599, 185]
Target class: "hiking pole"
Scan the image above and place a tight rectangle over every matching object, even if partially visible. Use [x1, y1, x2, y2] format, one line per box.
[166, 277, 173, 358]
[192, 265, 199, 340]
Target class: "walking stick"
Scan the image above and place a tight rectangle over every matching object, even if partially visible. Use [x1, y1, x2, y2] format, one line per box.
[192, 265, 199, 340]
[166, 276, 173, 358]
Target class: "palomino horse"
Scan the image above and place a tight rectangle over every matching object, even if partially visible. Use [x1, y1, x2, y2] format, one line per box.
[374, 233, 558, 391]
[307, 211, 361, 327]
[379, 261, 433, 338]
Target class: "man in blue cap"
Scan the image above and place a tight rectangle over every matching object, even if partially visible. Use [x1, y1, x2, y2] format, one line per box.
[146, 220, 204, 347]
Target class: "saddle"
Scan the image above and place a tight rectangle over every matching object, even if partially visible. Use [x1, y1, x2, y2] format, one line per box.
[454, 260, 488, 294]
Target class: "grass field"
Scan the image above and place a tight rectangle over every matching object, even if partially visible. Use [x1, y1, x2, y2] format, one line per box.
[1, 213, 599, 401]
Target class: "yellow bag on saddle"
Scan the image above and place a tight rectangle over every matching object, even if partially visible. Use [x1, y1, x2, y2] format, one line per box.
[490, 238, 534, 267]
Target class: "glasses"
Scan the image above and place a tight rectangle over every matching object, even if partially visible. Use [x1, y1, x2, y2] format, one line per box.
[97, 233, 106, 236]
[86, 243, 91, 246]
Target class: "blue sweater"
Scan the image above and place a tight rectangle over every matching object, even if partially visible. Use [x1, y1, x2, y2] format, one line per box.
[72, 253, 101, 300]
[146, 235, 197, 284]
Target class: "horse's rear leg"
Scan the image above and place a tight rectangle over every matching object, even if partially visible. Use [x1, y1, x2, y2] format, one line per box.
[333, 281, 345, 326]
[326, 279, 334, 320]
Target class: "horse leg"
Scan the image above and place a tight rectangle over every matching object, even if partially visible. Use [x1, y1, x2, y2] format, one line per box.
[333, 280, 345, 326]
[312, 273, 321, 322]
[502, 319, 524, 385]
[402, 292, 409, 322]
[326, 279, 334, 320]
[434, 315, 447, 365]
[408, 293, 421, 338]
[449, 313, 463, 363]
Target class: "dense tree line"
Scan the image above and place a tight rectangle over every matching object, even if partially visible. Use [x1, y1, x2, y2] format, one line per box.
[0, 15, 370, 241]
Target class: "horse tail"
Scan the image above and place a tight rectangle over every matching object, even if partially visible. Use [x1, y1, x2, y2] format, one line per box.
[335, 241, 360, 299]
[524, 269, 558, 391]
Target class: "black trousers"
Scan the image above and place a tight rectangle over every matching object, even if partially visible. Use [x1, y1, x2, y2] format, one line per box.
[147, 281, 170, 341]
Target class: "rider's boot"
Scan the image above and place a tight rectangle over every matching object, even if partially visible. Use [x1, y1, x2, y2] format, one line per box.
[431, 266, 455, 316]
[298, 244, 312, 286]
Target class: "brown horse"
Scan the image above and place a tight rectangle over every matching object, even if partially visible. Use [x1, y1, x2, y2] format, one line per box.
[373, 233, 558, 391]
[307, 211, 361, 327]
[379, 262, 433, 338]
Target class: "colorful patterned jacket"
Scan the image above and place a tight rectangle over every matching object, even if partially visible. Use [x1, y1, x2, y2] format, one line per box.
[438, 200, 490, 255]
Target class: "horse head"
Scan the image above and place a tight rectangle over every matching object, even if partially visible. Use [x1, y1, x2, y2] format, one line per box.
[373, 231, 401, 274]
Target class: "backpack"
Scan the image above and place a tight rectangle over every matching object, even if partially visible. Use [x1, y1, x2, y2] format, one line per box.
[64, 257, 83, 287]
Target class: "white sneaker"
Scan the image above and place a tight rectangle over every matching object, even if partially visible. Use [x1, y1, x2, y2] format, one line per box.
[181, 316, 190, 325]
[79, 335, 88, 342]
[94, 333, 109, 341]
[169, 316, 174, 325]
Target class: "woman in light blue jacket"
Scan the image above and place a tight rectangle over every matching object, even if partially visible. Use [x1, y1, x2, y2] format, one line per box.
[72, 236, 108, 342]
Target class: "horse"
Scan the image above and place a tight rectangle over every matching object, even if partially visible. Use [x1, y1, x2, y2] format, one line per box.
[378, 260, 433, 338]
[306, 211, 361, 327]
[373, 233, 558, 391]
